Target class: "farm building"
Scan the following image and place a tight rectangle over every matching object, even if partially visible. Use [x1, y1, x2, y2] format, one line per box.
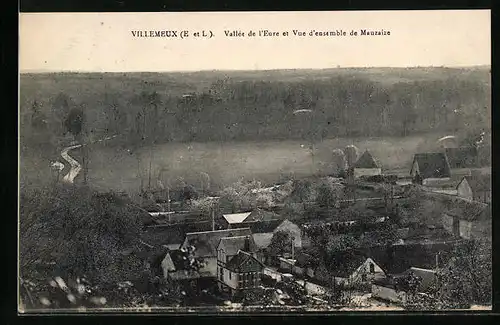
[410, 153, 451, 185]
[353, 150, 382, 179]
[456, 173, 491, 203]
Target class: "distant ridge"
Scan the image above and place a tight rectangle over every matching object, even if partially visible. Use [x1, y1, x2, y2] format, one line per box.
[20, 65, 491, 74]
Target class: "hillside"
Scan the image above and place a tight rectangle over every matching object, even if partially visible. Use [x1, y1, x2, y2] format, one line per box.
[20, 67, 491, 148]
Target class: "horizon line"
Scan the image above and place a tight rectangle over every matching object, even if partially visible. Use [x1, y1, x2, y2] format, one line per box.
[19, 64, 491, 74]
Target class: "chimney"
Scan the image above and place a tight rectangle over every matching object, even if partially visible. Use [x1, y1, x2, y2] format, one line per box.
[244, 236, 251, 252]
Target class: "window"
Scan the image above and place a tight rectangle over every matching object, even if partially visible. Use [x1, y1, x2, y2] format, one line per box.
[369, 263, 375, 273]
[219, 267, 223, 281]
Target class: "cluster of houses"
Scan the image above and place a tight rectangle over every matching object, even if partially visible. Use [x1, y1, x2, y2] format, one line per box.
[158, 210, 305, 296]
[140, 142, 490, 305]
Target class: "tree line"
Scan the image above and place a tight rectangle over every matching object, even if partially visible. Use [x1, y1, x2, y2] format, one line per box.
[21, 74, 490, 147]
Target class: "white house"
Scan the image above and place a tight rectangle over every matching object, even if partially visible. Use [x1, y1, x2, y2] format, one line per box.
[456, 174, 491, 203]
[353, 150, 382, 179]
[216, 236, 262, 295]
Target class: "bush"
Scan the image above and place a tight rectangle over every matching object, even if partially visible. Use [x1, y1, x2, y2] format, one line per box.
[20, 186, 146, 285]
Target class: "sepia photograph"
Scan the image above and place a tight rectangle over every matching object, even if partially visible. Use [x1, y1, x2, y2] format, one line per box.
[18, 10, 491, 313]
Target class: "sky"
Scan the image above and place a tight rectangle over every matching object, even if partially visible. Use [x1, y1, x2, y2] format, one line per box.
[19, 10, 490, 73]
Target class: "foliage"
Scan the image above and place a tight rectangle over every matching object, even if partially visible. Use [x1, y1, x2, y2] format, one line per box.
[315, 178, 343, 208]
[64, 106, 85, 139]
[20, 186, 146, 285]
[404, 240, 492, 310]
[325, 234, 359, 255]
[20, 70, 491, 145]
[289, 179, 315, 209]
[268, 231, 292, 257]
[218, 179, 264, 212]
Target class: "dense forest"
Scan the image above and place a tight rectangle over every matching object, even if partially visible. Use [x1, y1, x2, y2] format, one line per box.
[20, 67, 491, 149]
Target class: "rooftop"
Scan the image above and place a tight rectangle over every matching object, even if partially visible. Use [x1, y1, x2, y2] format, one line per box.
[460, 174, 491, 193]
[354, 150, 380, 169]
[218, 235, 257, 256]
[222, 212, 252, 224]
[411, 152, 451, 179]
[225, 250, 265, 272]
[445, 199, 490, 222]
[181, 228, 253, 257]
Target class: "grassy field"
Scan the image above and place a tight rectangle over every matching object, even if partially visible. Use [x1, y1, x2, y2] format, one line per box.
[20, 133, 445, 195]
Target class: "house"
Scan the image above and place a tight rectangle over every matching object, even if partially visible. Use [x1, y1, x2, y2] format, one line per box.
[328, 253, 386, 286]
[216, 235, 259, 294]
[160, 248, 211, 281]
[305, 252, 385, 286]
[179, 228, 253, 277]
[371, 267, 437, 304]
[410, 153, 451, 185]
[456, 174, 491, 203]
[217, 245, 265, 295]
[444, 147, 478, 169]
[353, 150, 382, 179]
[442, 199, 491, 240]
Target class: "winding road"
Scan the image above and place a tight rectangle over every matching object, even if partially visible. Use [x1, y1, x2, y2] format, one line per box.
[60, 135, 118, 184]
[61, 144, 83, 183]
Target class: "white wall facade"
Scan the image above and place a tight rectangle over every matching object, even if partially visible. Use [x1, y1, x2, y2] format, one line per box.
[354, 168, 382, 179]
[371, 284, 407, 304]
[457, 181, 473, 200]
[459, 220, 472, 239]
[422, 177, 451, 186]
[442, 213, 455, 235]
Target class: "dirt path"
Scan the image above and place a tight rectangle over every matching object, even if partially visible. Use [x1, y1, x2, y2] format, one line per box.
[61, 144, 82, 183]
[60, 135, 118, 184]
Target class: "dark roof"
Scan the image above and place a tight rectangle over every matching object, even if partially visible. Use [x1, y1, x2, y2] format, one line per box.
[445, 147, 478, 168]
[360, 242, 455, 275]
[140, 226, 186, 248]
[181, 228, 252, 257]
[218, 235, 257, 255]
[247, 219, 283, 233]
[354, 150, 379, 169]
[328, 252, 370, 277]
[411, 153, 451, 179]
[445, 199, 490, 221]
[460, 174, 491, 193]
[295, 252, 321, 268]
[246, 208, 281, 222]
[224, 250, 265, 272]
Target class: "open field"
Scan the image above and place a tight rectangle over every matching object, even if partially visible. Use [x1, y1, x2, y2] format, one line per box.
[20, 133, 446, 195]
